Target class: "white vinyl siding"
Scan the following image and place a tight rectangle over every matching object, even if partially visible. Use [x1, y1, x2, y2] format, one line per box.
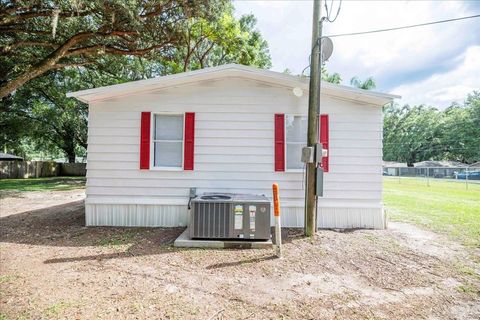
[152, 114, 183, 169]
[285, 115, 307, 170]
[85, 77, 385, 228]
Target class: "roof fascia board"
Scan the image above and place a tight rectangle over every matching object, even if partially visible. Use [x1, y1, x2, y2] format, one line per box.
[67, 64, 399, 106]
[72, 71, 308, 103]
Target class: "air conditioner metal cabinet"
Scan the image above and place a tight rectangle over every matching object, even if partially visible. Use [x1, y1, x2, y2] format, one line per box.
[189, 193, 271, 240]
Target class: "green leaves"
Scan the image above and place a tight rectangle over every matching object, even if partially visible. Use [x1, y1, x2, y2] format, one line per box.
[1, 69, 88, 162]
[1, 0, 272, 161]
[0, 0, 231, 97]
[350, 76, 376, 90]
[321, 67, 342, 84]
[383, 93, 480, 165]
[174, 10, 271, 71]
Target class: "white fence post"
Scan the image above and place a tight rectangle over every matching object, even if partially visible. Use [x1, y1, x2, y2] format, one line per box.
[465, 167, 469, 190]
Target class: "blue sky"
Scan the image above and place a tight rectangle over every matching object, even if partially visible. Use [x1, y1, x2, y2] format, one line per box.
[234, 0, 480, 109]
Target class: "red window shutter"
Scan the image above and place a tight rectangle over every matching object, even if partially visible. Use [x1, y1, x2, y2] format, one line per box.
[320, 114, 329, 172]
[140, 112, 151, 170]
[184, 112, 195, 170]
[274, 114, 285, 172]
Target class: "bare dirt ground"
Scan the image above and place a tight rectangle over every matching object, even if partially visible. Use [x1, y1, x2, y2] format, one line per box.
[1, 190, 479, 319]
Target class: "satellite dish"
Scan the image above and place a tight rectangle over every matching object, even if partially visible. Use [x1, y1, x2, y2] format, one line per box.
[320, 37, 333, 62]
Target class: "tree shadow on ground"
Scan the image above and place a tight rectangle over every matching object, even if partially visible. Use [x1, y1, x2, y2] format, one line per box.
[0, 200, 184, 255]
[206, 255, 277, 269]
[0, 200, 305, 265]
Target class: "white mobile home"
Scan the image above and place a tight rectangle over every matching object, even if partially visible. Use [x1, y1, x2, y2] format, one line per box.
[68, 64, 398, 229]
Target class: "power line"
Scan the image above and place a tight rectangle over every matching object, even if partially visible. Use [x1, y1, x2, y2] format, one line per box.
[324, 0, 342, 23]
[302, 0, 343, 75]
[325, 14, 480, 38]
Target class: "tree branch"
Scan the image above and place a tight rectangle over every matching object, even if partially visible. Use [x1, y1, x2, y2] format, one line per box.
[1, 8, 93, 26]
[0, 31, 95, 99]
[54, 61, 93, 69]
[1, 41, 58, 53]
[196, 42, 215, 68]
[66, 42, 169, 57]
[0, 27, 51, 35]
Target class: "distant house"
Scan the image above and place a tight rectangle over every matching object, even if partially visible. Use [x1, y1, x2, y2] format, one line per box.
[383, 160, 475, 179]
[0, 152, 23, 161]
[414, 160, 467, 168]
[382, 161, 406, 176]
[67, 64, 398, 229]
[468, 161, 480, 169]
[382, 161, 407, 167]
[414, 161, 469, 178]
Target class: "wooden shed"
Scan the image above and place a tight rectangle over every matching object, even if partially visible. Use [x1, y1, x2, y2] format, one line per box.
[67, 64, 398, 229]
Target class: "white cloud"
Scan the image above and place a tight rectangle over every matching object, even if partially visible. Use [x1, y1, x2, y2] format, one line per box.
[234, 0, 480, 108]
[392, 45, 480, 108]
[234, 0, 312, 73]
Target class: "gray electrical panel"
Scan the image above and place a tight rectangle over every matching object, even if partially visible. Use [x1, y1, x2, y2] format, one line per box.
[189, 193, 271, 240]
[301, 146, 315, 163]
[316, 167, 324, 197]
[316, 143, 327, 163]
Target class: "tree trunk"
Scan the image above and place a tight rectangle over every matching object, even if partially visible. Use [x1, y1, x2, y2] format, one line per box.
[62, 129, 77, 163]
[67, 153, 76, 163]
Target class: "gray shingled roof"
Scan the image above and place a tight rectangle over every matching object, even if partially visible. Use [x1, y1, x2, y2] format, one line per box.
[0, 152, 23, 161]
[468, 161, 480, 168]
[414, 160, 468, 168]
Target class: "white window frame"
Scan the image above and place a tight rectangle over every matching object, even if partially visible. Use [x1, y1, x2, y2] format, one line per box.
[285, 114, 307, 173]
[150, 112, 185, 171]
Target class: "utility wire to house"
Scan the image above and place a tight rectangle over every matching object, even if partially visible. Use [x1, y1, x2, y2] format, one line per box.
[301, 0, 342, 76]
[323, 0, 342, 23]
[302, 9, 480, 74]
[325, 14, 480, 38]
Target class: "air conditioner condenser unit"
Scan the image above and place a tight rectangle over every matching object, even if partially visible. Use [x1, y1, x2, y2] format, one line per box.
[189, 193, 271, 240]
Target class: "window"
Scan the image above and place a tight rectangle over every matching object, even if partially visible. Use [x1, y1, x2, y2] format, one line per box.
[285, 115, 307, 170]
[153, 114, 183, 168]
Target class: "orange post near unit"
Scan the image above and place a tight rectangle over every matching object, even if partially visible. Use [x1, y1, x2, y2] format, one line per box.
[273, 183, 281, 217]
[272, 183, 282, 258]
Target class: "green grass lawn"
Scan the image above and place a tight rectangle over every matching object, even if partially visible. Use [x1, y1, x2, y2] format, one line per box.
[384, 177, 480, 247]
[0, 176, 86, 192]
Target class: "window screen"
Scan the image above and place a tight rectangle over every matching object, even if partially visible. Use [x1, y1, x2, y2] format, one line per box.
[153, 114, 183, 168]
[285, 115, 307, 170]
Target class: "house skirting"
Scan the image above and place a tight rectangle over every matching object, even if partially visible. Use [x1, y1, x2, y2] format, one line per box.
[85, 204, 386, 229]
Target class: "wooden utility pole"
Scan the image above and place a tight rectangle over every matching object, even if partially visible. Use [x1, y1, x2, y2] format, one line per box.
[305, 0, 322, 236]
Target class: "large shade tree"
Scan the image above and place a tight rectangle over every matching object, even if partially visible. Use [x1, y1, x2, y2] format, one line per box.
[174, 13, 270, 72]
[1, 68, 88, 162]
[439, 92, 480, 163]
[382, 94, 480, 166]
[383, 104, 443, 166]
[1, 0, 271, 162]
[0, 0, 229, 99]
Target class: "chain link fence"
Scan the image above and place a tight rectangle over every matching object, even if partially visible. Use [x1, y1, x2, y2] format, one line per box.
[383, 166, 480, 189]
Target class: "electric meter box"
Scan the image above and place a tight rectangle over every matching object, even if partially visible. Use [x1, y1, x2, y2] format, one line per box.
[316, 143, 328, 164]
[301, 146, 315, 163]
